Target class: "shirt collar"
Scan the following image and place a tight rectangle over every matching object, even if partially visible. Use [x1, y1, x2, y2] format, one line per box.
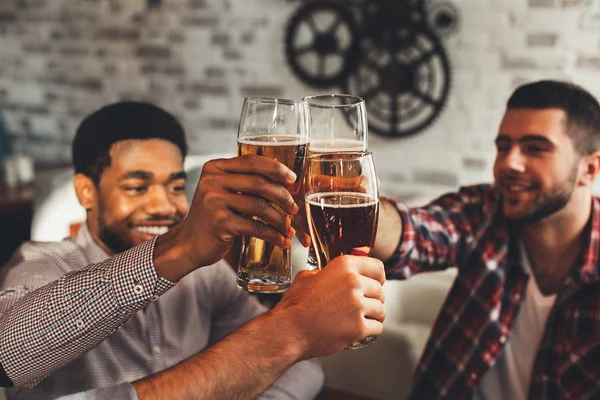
[74, 223, 111, 265]
[568, 197, 600, 286]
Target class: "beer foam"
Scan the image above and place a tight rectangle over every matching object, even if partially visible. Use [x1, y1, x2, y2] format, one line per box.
[308, 139, 365, 153]
[306, 192, 378, 208]
[238, 134, 307, 146]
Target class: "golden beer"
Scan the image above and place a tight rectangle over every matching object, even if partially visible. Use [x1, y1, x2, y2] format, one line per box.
[237, 134, 307, 293]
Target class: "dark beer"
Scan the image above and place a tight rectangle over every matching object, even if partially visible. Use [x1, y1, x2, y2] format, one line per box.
[305, 139, 366, 269]
[237, 134, 307, 293]
[306, 192, 379, 267]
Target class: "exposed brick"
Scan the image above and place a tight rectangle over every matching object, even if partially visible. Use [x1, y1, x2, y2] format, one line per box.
[241, 31, 254, 45]
[207, 118, 238, 130]
[576, 56, 600, 69]
[205, 67, 226, 79]
[180, 16, 219, 27]
[164, 65, 185, 76]
[184, 99, 200, 109]
[413, 170, 460, 187]
[0, 12, 17, 23]
[59, 46, 89, 56]
[240, 86, 284, 98]
[526, 33, 557, 47]
[463, 157, 487, 170]
[501, 55, 536, 69]
[168, 31, 185, 43]
[211, 33, 230, 46]
[529, 0, 558, 6]
[188, 0, 208, 9]
[96, 27, 140, 41]
[185, 83, 229, 96]
[22, 43, 51, 54]
[72, 78, 103, 93]
[140, 64, 160, 75]
[223, 49, 242, 60]
[136, 45, 170, 58]
[563, 0, 592, 7]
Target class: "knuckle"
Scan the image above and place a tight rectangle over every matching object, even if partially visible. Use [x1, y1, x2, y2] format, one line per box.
[244, 154, 258, 167]
[213, 209, 229, 224]
[252, 197, 269, 215]
[253, 175, 267, 191]
[252, 219, 266, 237]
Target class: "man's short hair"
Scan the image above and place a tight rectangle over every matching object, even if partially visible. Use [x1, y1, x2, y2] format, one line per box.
[72, 101, 188, 184]
[507, 80, 600, 155]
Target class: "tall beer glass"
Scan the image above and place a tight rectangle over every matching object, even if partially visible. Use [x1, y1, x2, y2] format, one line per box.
[236, 97, 307, 293]
[304, 151, 379, 348]
[303, 94, 368, 270]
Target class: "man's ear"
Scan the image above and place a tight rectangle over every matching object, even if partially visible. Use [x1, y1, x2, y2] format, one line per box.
[73, 173, 97, 211]
[579, 152, 600, 186]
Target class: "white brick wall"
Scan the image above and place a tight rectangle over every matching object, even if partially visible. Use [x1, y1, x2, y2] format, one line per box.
[0, 0, 599, 202]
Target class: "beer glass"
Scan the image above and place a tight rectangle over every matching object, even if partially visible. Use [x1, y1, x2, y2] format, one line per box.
[236, 97, 308, 293]
[304, 151, 379, 348]
[303, 94, 368, 270]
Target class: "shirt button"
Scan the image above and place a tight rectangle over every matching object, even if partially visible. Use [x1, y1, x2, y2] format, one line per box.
[152, 345, 161, 354]
[499, 335, 507, 344]
[134, 284, 144, 295]
[150, 295, 160, 302]
[75, 319, 85, 329]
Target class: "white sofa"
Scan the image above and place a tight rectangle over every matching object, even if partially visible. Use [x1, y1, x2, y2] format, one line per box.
[28, 154, 456, 400]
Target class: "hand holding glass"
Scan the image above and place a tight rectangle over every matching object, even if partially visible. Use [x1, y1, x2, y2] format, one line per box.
[236, 97, 307, 293]
[304, 151, 379, 348]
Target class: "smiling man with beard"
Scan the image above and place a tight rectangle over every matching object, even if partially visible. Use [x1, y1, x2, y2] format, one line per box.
[372, 80, 600, 400]
[0, 102, 386, 400]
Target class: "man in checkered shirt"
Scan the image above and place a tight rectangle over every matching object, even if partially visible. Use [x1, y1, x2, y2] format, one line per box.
[368, 80, 600, 399]
[0, 102, 386, 399]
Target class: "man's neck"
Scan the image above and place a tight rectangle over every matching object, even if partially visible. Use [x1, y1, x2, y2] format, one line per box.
[520, 195, 592, 295]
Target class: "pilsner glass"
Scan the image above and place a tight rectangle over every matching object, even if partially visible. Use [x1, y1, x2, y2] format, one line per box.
[303, 94, 368, 270]
[236, 97, 307, 293]
[304, 151, 379, 348]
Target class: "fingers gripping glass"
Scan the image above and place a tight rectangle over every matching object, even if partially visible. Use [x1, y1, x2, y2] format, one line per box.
[304, 151, 379, 348]
[236, 97, 307, 293]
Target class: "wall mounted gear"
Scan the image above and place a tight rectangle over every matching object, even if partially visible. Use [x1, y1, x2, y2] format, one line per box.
[285, 1, 361, 88]
[284, 0, 457, 138]
[343, 26, 450, 138]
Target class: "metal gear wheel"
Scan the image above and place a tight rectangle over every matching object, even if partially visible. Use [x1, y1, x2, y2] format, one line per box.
[342, 26, 451, 138]
[285, 1, 361, 88]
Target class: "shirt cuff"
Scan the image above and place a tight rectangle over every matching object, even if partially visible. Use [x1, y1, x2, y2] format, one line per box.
[108, 237, 176, 307]
[381, 197, 414, 280]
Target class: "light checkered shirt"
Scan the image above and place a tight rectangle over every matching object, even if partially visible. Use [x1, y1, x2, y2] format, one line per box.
[0, 225, 324, 400]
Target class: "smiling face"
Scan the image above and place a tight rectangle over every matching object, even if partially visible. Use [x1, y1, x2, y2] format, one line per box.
[79, 138, 189, 254]
[493, 108, 584, 224]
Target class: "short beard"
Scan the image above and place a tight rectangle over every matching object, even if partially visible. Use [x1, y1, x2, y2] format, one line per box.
[506, 166, 578, 226]
[97, 219, 131, 255]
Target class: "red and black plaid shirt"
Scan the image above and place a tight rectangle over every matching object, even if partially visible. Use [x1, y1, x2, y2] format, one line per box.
[385, 184, 600, 400]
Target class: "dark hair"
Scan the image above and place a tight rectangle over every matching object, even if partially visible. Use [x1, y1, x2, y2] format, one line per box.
[72, 101, 187, 184]
[507, 80, 600, 155]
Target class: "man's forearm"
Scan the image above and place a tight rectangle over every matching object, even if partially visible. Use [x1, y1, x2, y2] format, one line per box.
[372, 198, 403, 262]
[133, 308, 308, 400]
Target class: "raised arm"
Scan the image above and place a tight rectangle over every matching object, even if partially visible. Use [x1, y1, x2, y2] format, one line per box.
[374, 184, 500, 279]
[0, 155, 300, 387]
[132, 255, 385, 400]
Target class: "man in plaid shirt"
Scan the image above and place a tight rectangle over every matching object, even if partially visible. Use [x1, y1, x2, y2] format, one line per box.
[370, 80, 600, 399]
[0, 102, 386, 399]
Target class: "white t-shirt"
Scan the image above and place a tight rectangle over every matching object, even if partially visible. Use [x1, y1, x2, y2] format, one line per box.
[474, 242, 557, 400]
